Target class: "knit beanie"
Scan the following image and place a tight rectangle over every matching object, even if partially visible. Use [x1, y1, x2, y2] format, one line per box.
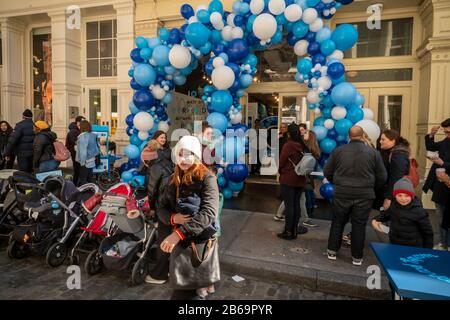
[34, 120, 50, 131]
[23, 109, 33, 118]
[173, 136, 202, 161]
[141, 140, 159, 162]
[393, 177, 415, 198]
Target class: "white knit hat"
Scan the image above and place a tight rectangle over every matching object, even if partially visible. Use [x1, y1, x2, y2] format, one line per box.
[173, 135, 202, 161]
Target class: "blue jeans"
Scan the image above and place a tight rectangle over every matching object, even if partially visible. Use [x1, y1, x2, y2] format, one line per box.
[38, 159, 60, 173]
[305, 190, 316, 212]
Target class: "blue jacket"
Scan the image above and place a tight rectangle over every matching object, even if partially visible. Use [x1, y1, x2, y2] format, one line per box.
[76, 132, 99, 168]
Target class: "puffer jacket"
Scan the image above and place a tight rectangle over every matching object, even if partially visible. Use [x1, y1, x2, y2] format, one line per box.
[146, 156, 175, 211]
[65, 122, 81, 159]
[33, 129, 57, 169]
[3, 119, 35, 158]
[381, 143, 411, 200]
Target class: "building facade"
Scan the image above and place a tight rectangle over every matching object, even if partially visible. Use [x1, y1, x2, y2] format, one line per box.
[1, 0, 450, 207]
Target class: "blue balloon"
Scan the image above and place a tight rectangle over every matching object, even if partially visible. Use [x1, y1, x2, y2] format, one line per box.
[186, 22, 211, 48]
[293, 21, 309, 39]
[162, 92, 173, 104]
[327, 62, 345, 79]
[135, 36, 148, 49]
[139, 47, 153, 61]
[126, 126, 134, 137]
[321, 95, 335, 108]
[174, 75, 187, 86]
[331, 24, 358, 51]
[316, 27, 331, 43]
[152, 45, 170, 66]
[305, 31, 316, 42]
[218, 176, 228, 188]
[197, 9, 211, 23]
[147, 37, 161, 49]
[312, 54, 326, 66]
[211, 90, 233, 114]
[124, 144, 140, 160]
[327, 128, 338, 140]
[207, 112, 228, 133]
[320, 183, 334, 200]
[234, 14, 245, 27]
[213, 42, 227, 55]
[119, 163, 131, 174]
[131, 175, 146, 187]
[159, 28, 170, 41]
[322, 107, 332, 119]
[168, 28, 181, 44]
[320, 138, 337, 154]
[320, 39, 336, 56]
[346, 107, 364, 124]
[130, 78, 142, 90]
[121, 171, 133, 183]
[244, 54, 258, 68]
[125, 114, 134, 127]
[334, 118, 353, 136]
[336, 134, 348, 142]
[130, 134, 142, 146]
[239, 74, 253, 88]
[130, 48, 144, 63]
[133, 89, 155, 110]
[308, 42, 321, 55]
[180, 4, 195, 19]
[217, 136, 245, 163]
[331, 82, 357, 106]
[222, 188, 233, 199]
[226, 163, 249, 183]
[297, 58, 313, 74]
[227, 39, 249, 62]
[311, 126, 328, 141]
[313, 117, 326, 127]
[354, 92, 365, 106]
[134, 64, 156, 87]
[287, 32, 299, 46]
[209, 0, 224, 13]
[228, 181, 244, 192]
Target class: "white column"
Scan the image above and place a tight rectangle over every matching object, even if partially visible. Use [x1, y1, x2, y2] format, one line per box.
[47, 9, 82, 141]
[0, 17, 26, 124]
[114, 0, 135, 151]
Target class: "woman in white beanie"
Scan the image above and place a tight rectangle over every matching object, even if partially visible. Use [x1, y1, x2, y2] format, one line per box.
[158, 135, 220, 300]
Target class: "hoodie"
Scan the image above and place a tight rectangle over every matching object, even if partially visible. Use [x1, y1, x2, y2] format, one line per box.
[33, 129, 57, 169]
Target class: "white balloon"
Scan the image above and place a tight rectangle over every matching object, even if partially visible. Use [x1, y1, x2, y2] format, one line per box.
[314, 107, 322, 115]
[196, 5, 208, 13]
[250, 0, 264, 15]
[169, 44, 191, 69]
[309, 18, 323, 32]
[133, 112, 154, 132]
[322, 0, 334, 3]
[355, 120, 381, 143]
[363, 108, 375, 120]
[212, 66, 235, 90]
[232, 27, 244, 39]
[218, 168, 224, 174]
[213, 20, 225, 31]
[302, 8, 318, 24]
[213, 57, 225, 68]
[158, 121, 170, 133]
[252, 13, 277, 40]
[318, 76, 332, 90]
[231, 112, 243, 124]
[328, 50, 344, 61]
[268, 0, 286, 15]
[324, 119, 335, 129]
[307, 89, 321, 104]
[152, 85, 166, 100]
[188, 16, 198, 24]
[210, 12, 223, 25]
[227, 13, 236, 27]
[284, 4, 303, 22]
[138, 131, 149, 141]
[331, 106, 347, 120]
[294, 40, 309, 56]
[221, 25, 234, 42]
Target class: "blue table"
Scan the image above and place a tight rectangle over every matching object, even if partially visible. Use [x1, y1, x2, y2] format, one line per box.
[370, 242, 450, 300]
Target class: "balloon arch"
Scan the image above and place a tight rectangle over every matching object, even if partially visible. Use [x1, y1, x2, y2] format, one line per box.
[121, 0, 381, 199]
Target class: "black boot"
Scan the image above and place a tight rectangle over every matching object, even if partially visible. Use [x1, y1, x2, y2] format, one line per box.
[277, 230, 296, 240]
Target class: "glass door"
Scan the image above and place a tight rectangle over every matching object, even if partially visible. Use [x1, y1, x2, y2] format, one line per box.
[278, 94, 309, 128]
[84, 85, 117, 135]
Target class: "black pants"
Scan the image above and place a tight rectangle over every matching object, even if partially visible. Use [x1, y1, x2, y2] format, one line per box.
[0, 154, 15, 170]
[17, 156, 33, 173]
[149, 219, 171, 280]
[327, 198, 373, 259]
[72, 156, 80, 186]
[171, 289, 203, 300]
[78, 165, 93, 186]
[281, 184, 303, 234]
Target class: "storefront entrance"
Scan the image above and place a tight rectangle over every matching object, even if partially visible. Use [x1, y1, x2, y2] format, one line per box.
[83, 84, 118, 135]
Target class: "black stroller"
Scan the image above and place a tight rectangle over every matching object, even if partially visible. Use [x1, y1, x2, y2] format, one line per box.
[7, 176, 99, 267]
[84, 193, 157, 286]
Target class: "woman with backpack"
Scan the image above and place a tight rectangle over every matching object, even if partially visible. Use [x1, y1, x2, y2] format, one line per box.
[76, 120, 100, 186]
[32, 121, 60, 173]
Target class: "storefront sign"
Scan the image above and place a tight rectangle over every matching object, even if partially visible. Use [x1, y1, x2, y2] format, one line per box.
[167, 92, 207, 135]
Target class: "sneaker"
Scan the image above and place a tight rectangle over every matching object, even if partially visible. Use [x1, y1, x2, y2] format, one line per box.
[433, 243, 448, 251]
[145, 275, 167, 284]
[342, 233, 351, 246]
[327, 251, 337, 261]
[274, 215, 285, 222]
[303, 219, 317, 227]
[352, 258, 363, 266]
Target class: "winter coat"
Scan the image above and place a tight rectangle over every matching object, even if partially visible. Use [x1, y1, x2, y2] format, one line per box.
[377, 198, 434, 248]
[33, 129, 57, 169]
[423, 135, 450, 206]
[324, 140, 387, 200]
[146, 156, 174, 211]
[381, 143, 411, 200]
[0, 129, 12, 156]
[279, 140, 307, 188]
[3, 119, 35, 158]
[65, 122, 81, 160]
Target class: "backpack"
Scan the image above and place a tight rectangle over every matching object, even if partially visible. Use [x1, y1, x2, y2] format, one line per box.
[389, 153, 420, 188]
[289, 153, 317, 176]
[53, 140, 71, 162]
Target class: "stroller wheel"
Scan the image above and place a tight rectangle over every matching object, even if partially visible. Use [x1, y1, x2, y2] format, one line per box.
[85, 249, 103, 275]
[131, 258, 148, 286]
[68, 255, 79, 266]
[7, 240, 28, 259]
[46, 243, 68, 267]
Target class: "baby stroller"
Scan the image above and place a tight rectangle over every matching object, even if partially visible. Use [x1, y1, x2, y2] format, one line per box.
[7, 176, 99, 267]
[84, 189, 157, 286]
[0, 170, 41, 239]
[68, 183, 132, 265]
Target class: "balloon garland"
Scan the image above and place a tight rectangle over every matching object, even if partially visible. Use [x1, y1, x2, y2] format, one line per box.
[122, 0, 381, 200]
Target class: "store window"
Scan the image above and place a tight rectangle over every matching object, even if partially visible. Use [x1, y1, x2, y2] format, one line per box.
[86, 20, 117, 77]
[345, 68, 413, 83]
[32, 27, 52, 124]
[378, 96, 402, 133]
[0, 32, 3, 65]
[342, 18, 413, 58]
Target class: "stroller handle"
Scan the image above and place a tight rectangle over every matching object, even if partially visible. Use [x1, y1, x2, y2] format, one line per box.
[15, 182, 45, 191]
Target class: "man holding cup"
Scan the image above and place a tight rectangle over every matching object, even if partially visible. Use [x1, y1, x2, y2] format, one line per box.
[423, 118, 450, 250]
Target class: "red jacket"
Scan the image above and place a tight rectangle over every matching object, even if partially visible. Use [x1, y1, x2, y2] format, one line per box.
[279, 140, 306, 188]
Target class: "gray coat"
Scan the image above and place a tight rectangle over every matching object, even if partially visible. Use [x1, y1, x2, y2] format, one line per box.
[324, 140, 387, 200]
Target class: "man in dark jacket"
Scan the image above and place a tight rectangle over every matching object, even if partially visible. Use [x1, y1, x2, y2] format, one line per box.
[324, 126, 387, 265]
[3, 109, 36, 173]
[65, 116, 85, 185]
[423, 118, 450, 249]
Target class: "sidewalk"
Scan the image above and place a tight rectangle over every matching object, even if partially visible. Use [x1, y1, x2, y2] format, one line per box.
[218, 209, 393, 300]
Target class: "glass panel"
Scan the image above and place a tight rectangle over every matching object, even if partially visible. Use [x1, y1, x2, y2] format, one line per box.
[100, 59, 113, 76]
[100, 39, 112, 58]
[111, 89, 118, 135]
[86, 22, 98, 40]
[377, 96, 403, 133]
[343, 18, 413, 58]
[32, 32, 52, 124]
[100, 20, 113, 39]
[113, 58, 117, 76]
[113, 19, 117, 37]
[86, 40, 98, 59]
[0, 34, 2, 65]
[113, 39, 117, 58]
[345, 69, 412, 83]
[89, 89, 101, 125]
[86, 59, 99, 77]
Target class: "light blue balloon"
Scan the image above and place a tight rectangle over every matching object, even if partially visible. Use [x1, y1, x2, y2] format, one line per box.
[233, 1, 241, 13]
[244, 54, 258, 68]
[331, 24, 359, 51]
[334, 119, 353, 136]
[240, 2, 250, 14]
[297, 58, 313, 74]
[130, 133, 142, 146]
[271, 30, 283, 44]
[159, 28, 170, 41]
[314, 117, 326, 127]
[346, 107, 364, 124]
[129, 101, 140, 114]
[228, 181, 244, 192]
[121, 170, 133, 183]
[311, 126, 328, 141]
[135, 36, 148, 49]
[211, 90, 233, 114]
[139, 47, 153, 61]
[164, 65, 177, 75]
[207, 112, 228, 133]
[162, 92, 173, 104]
[293, 21, 309, 39]
[152, 45, 170, 66]
[147, 37, 161, 49]
[197, 9, 211, 23]
[209, 0, 224, 13]
[332, 75, 346, 85]
[222, 188, 233, 199]
[320, 138, 337, 154]
[307, 0, 320, 6]
[296, 0, 308, 10]
[320, 39, 336, 56]
[218, 175, 227, 188]
[210, 30, 222, 44]
[354, 92, 365, 106]
[321, 95, 334, 108]
[239, 74, 253, 88]
[331, 82, 357, 106]
[134, 64, 156, 87]
[246, 15, 256, 32]
[200, 42, 212, 55]
[186, 22, 211, 48]
[124, 144, 140, 160]
[316, 27, 331, 43]
[174, 75, 187, 85]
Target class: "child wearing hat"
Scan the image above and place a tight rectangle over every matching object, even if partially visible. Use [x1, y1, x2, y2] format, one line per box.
[372, 177, 434, 248]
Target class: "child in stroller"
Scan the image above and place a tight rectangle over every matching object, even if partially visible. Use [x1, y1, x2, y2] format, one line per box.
[7, 175, 99, 267]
